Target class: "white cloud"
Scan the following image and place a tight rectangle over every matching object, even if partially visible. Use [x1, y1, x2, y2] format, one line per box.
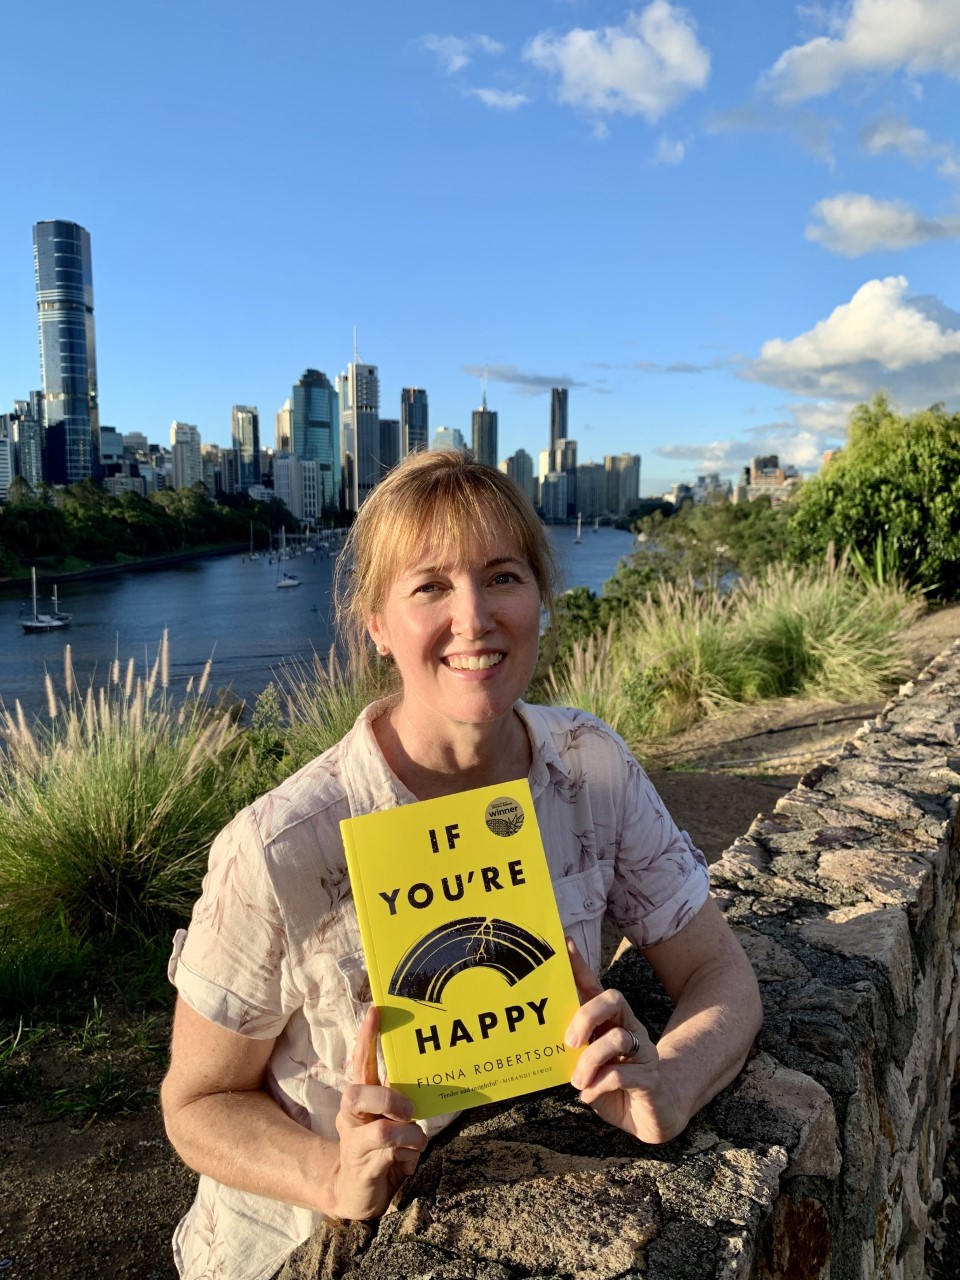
[860, 115, 960, 177]
[744, 277, 960, 403]
[523, 2, 710, 123]
[421, 33, 505, 76]
[654, 135, 686, 164]
[762, 0, 960, 103]
[467, 88, 529, 111]
[805, 193, 960, 255]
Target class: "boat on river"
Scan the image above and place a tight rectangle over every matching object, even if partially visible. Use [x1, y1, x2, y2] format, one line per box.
[19, 567, 72, 633]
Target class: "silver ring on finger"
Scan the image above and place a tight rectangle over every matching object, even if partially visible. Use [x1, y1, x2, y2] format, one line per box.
[619, 1028, 642, 1062]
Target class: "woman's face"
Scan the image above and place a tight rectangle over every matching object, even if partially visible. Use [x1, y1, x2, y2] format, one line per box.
[367, 522, 542, 737]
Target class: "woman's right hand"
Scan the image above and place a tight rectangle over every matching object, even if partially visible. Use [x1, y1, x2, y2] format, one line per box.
[332, 1006, 428, 1220]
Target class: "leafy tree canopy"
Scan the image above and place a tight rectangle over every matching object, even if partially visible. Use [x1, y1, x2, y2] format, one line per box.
[786, 394, 960, 598]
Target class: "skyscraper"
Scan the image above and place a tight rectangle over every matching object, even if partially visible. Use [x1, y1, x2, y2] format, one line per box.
[604, 453, 641, 516]
[33, 220, 100, 484]
[471, 391, 498, 468]
[232, 406, 261, 493]
[275, 398, 293, 452]
[400, 388, 429, 456]
[379, 419, 400, 473]
[11, 394, 44, 490]
[291, 370, 341, 513]
[340, 360, 380, 510]
[170, 421, 203, 490]
[549, 387, 568, 452]
[505, 448, 535, 503]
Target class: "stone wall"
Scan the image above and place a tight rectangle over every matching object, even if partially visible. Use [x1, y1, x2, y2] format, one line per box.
[285, 643, 960, 1280]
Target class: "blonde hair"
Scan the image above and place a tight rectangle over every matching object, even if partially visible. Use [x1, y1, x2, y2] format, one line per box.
[334, 450, 561, 670]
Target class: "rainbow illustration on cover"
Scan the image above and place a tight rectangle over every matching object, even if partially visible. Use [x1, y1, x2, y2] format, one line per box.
[341, 780, 582, 1118]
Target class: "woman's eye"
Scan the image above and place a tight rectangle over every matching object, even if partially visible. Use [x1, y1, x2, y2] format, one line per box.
[492, 572, 518, 585]
[414, 582, 441, 594]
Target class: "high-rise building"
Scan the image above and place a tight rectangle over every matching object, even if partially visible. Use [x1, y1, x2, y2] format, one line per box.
[33, 220, 100, 484]
[170, 421, 203, 490]
[471, 393, 498, 468]
[575, 461, 605, 520]
[275, 398, 293, 453]
[291, 370, 341, 513]
[552, 437, 578, 518]
[232, 405, 261, 492]
[604, 453, 641, 516]
[275, 453, 323, 522]
[432, 426, 466, 452]
[505, 448, 535, 503]
[339, 361, 380, 510]
[550, 388, 568, 452]
[400, 388, 429, 456]
[379, 419, 400, 473]
[0, 417, 15, 501]
[11, 394, 44, 490]
[540, 471, 568, 521]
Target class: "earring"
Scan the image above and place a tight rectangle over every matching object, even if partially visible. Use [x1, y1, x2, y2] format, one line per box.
[376, 643, 389, 656]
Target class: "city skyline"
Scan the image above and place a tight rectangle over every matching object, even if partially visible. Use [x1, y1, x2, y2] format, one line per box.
[3, 2, 960, 495]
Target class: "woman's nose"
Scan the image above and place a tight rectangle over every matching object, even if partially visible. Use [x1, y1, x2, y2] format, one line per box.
[451, 583, 493, 637]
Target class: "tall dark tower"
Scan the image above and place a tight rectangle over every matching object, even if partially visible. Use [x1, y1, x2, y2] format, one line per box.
[232, 406, 261, 492]
[33, 220, 100, 484]
[549, 387, 568, 452]
[401, 388, 429, 456]
[471, 374, 498, 468]
[291, 369, 341, 512]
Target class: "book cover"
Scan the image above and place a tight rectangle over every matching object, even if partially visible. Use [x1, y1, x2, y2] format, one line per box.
[340, 779, 582, 1119]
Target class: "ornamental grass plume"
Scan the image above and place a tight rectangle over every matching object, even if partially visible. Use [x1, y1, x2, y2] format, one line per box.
[544, 621, 636, 738]
[563, 549, 923, 742]
[0, 634, 251, 950]
[274, 645, 386, 775]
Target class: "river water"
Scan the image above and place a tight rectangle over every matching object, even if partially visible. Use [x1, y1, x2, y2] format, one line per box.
[0, 525, 637, 719]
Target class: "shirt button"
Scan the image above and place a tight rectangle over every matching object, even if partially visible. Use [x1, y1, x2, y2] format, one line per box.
[583, 898, 596, 910]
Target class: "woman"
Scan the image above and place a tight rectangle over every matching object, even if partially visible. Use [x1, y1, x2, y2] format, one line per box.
[162, 450, 762, 1280]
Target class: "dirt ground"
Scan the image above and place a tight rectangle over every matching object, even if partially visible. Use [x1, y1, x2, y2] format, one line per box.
[1, 606, 957, 1279]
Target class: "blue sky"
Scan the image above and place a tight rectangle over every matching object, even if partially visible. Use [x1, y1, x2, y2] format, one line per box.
[2, 0, 959, 495]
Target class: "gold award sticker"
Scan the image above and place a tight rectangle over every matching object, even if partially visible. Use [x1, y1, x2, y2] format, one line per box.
[485, 796, 525, 838]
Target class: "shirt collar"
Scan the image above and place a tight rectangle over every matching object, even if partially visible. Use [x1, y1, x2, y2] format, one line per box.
[339, 698, 573, 812]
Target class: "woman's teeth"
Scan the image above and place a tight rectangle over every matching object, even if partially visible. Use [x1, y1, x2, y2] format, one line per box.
[446, 653, 504, 671]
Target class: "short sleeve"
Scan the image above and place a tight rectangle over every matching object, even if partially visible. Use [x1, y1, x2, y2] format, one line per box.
[170, 806, 295, 1038]
[606, 755, 711, 948]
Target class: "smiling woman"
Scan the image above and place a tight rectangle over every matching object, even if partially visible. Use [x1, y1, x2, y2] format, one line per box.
[160, 449, 762, 1280]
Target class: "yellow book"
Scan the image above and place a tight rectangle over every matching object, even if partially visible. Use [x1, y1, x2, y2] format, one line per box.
[340, 779, 582, 1119]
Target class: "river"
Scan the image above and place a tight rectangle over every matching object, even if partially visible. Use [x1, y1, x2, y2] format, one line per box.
[0, 525, 637, 720]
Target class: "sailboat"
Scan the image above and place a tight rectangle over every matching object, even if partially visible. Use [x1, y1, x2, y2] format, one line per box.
[248, 522, 260, 561]
[275, 528, 300, 588]
[50, 584, 72, 623]
[19, 567, 71, 633]
[574, 513, 583, 544]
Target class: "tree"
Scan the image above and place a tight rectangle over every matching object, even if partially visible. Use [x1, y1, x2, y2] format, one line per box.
[787, 394, 960, 598]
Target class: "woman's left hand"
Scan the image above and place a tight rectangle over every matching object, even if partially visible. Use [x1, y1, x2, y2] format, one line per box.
[564, 939, 685, 1144]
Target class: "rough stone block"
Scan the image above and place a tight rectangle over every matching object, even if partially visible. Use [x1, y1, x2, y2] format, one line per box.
[798, 904, 913, 1017]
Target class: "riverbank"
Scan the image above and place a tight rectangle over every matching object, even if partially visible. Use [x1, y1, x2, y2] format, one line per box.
[0, 543, 246, 593]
